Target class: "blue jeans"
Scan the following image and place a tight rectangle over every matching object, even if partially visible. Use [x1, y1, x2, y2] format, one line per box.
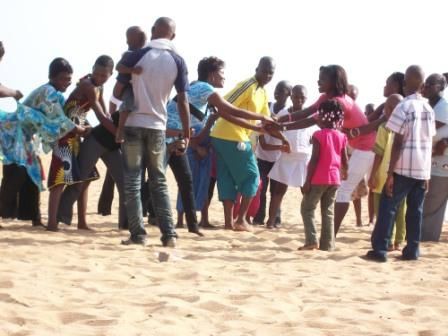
[371, 174, 426, 259]
[122, 127, 176, 244]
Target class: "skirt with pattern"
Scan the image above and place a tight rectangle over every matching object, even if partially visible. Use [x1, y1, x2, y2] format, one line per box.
[47, 131, 99, 189]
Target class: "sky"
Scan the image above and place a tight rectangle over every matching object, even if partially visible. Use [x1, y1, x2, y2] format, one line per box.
[1, 0, 447, 114]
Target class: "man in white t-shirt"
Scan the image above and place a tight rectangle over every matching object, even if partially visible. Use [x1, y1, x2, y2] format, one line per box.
[120, 17, 190, 247]
[421, 73, 448, 241]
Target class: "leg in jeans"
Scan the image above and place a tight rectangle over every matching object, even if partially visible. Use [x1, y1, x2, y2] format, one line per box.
[144, 129, 176, 244]
[421, 175, 448, 241]
[58, 135, 105, 225]
[402, 179, 426, 260]
[122, 127, 147, 241]
[300, 186, 324, 247]
[168, 153, 200, 233]
[320, 186, 337, 251]
[253, 159, 273, 224]
[371, 174, 415, 259]
[97, 170, 115, 215]
[101, 148, 128, 229]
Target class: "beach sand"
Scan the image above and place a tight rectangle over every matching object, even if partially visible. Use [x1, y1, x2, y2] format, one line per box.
[0, 155, 447, 336]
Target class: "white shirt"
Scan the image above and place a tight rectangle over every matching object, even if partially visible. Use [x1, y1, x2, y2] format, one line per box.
[277, 108, 318, 154]
[431, 97, 448, 177]
[386, 93, 436, 180]
[125, 39, 189, 130]
[255, 105, 284, 162]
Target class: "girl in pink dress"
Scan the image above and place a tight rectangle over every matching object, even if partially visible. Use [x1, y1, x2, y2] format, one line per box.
[299, 99, 348, 251]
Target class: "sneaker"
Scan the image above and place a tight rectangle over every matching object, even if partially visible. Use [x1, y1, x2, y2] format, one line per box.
[121, 237, 147, 246]
[163, 237, 177, 248]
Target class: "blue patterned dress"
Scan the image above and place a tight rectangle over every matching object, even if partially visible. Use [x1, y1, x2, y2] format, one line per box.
[0, 84, 75, 190]
[166, 80, 215, 211]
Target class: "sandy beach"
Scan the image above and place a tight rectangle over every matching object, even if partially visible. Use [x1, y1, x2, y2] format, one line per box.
[0, 155, 447, 336]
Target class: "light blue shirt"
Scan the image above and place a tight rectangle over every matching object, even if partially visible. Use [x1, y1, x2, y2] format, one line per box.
[166, 81, 214, 143]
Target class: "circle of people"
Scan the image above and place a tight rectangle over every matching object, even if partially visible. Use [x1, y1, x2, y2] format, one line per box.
[0, 17, 447, 260]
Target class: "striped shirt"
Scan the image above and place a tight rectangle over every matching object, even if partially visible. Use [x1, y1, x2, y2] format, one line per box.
[211, 77, 270, 142]
[386, 93, 436, 180]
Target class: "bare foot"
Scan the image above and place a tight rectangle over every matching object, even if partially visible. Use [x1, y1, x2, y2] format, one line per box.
[46, 226, 59, 232]
[77, 225, 93, 231]
[176, 222, 185, 229]
[393, 243, 401, 251]
[298, 244, 319, 251]
[224, 225, 234, 230]
[233, 219, 253, 232]
[266, 220, 275, 229]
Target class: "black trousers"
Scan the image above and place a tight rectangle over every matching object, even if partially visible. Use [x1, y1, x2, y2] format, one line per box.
[167, 153, 199, 230]
[0, 164, 40, 221]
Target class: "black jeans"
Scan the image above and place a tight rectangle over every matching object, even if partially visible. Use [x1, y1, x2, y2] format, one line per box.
[97, 171, 115, 215]
[253, 158, 281, 223]
[0, 164, 40, 221]
[166, 152, 199, 230]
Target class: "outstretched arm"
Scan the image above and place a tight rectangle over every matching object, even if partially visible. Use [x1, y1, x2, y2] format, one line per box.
[344, 115, 386, 139]
[208, 93, 272, 122]
[277, 105, 317, 123]
[0, 84, 22, 100]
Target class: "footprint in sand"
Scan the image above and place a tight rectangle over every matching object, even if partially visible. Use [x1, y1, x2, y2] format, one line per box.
[0, 280, 14, 288]
[85, 319, 118, 326]
[59, 312, 97, 324]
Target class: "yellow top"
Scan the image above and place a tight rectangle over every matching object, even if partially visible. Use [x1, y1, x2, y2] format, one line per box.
[210, 77, 270, 142]
[372, 123, 394, 193]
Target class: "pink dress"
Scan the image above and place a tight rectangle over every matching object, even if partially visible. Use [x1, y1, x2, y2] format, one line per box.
[310, 128, 347, 185]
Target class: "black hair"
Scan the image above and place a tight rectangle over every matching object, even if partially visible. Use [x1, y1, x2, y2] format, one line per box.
[49, 57, 73, 79]
[0, 41, 4, 58]
[435, 74, 447, 90]
[197, 56, 225, 81]
[320, 65, 349, 96]
[94, 55, 114, 70]
[318, 99, 344, 129]
[388, 72, 405, 96]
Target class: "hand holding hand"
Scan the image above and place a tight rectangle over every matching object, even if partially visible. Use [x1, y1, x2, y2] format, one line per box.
[281, 140, 291, 153]
[14, 90, 23, 101]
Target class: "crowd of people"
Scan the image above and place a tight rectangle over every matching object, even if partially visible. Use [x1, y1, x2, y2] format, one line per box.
[0, 17, 446, 261]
